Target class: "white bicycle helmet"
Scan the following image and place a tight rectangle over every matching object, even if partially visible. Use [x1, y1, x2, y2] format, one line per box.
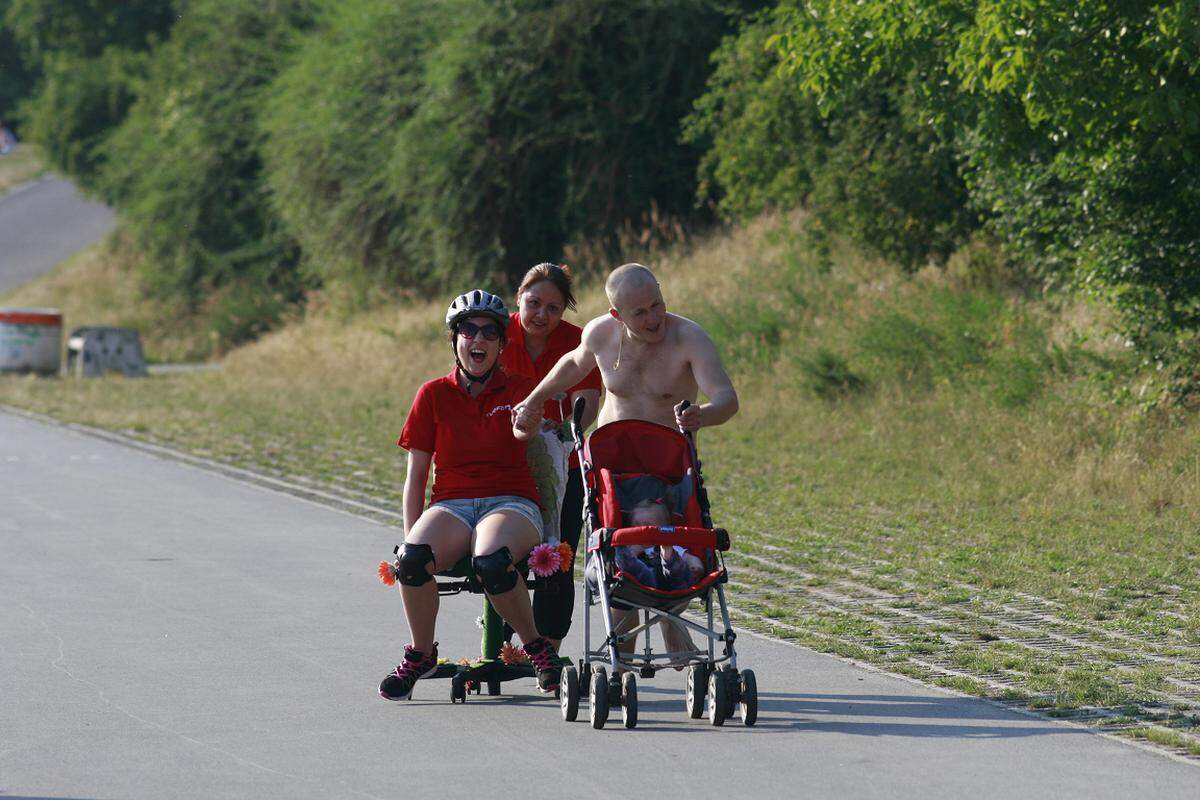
[445, 289, 508, 331]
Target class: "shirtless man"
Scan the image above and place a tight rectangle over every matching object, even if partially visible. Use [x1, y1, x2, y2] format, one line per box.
[513, 262, 738, 660]
[512, 262, 738, 435]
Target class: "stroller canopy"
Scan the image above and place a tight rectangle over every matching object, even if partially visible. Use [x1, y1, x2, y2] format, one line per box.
[584, 420, 705, 529]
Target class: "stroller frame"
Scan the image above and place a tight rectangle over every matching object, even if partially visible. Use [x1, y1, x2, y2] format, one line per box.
[561, 399, 757, 729]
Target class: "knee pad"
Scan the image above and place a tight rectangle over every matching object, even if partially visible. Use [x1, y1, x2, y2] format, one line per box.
[397, 542, 435, 586]
[472, 547, 518, 595]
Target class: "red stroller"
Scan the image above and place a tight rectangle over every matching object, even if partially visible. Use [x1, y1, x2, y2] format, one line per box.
[557, 400, 757, 729]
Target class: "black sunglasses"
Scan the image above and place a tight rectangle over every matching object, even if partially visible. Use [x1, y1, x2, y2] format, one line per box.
[457, 320, 502, 341]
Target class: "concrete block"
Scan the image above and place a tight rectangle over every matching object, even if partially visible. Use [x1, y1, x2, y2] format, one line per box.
[66, 326, 148, 377]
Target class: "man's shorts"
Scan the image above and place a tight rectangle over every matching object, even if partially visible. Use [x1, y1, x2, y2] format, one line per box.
[431, 495, 544, 539]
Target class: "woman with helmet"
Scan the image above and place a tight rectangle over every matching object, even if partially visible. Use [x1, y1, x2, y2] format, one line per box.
[500, 263, 601, 651]
[379, 289, 561, 701]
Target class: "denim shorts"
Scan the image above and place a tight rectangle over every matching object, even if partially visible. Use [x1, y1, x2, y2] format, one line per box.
[431, 495, 544, 538]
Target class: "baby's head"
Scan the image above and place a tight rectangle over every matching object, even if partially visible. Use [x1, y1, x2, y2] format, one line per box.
[627, 497, 670, 528]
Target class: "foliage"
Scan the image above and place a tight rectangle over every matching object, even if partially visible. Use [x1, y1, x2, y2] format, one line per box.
[265, 0, 755, 292]
[769, 0, 1200, 373]
[100, 0, 316, 347]
[16, 47, 146, 184]
[0, 1, 37, 124]
[686, 10, 975, 269]
[260, 0, 462, 296]
[402, 0, 749, 284]
[4, 0, 175, 59]
[3, 0, 175, 183]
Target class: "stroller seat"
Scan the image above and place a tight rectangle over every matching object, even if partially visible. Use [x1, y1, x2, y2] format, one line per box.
[588, 466, 729, 605]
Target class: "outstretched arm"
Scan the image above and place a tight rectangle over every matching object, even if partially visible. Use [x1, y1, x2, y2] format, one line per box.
[512, 342, 599, 440]
[674, 327, 738, 432]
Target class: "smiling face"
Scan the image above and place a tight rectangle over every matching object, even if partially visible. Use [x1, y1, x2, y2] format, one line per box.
[455, 315, 503, 378]
[518, 280, 566, 340]
[611, 282, 667, 343]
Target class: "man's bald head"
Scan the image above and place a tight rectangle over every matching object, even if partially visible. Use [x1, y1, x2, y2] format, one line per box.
[605, 263, 659, 307]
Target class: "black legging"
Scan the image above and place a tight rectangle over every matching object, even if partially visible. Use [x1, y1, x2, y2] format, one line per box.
[533, 466, 584, 640]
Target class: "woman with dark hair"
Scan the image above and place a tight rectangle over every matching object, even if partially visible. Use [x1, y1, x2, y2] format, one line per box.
[380, 289, 561, 701]
[501, 263, 602, 651]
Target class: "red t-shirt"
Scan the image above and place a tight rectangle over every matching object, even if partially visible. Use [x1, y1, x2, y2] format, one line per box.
[398, 369, 540, 505]
[501, 312, 602, 423]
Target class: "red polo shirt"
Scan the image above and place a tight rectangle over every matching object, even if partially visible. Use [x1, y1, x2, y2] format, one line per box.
[398, 369, 540, 505]
[501, 312, 602, 423]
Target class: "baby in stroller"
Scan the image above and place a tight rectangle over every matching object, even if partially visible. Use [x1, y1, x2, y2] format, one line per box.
[614, 497, 705, 590]
[560, 411, 757, 728]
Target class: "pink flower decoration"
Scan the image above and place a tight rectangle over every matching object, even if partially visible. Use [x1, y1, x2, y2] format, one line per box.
[528, 543, 562, 577]
[377, 560, 397, 586]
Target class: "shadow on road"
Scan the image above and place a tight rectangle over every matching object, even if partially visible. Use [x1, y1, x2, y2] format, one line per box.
[625, 686, 1087, 738]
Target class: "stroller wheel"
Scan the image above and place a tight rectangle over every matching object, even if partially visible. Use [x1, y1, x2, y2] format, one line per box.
[589, 666, 610, 729]
[561, 666, 580, 722]
[707, 668, 730, 727]
[738, 668, 758, 726]
[621, 672, 638, 729]
[685, 663, 708, 719]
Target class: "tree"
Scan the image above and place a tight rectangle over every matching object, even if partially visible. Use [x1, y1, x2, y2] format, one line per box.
[101, 0, 316, 345]
[0, 1, 37, 124]
[771, 0, 1200, 368]
[4, 0, 176, 182]
[686, 9, 974, 269]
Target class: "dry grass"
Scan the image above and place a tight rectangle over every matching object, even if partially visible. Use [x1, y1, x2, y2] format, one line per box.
[2, 236, 234, 362]
[0, 145, 46, 195]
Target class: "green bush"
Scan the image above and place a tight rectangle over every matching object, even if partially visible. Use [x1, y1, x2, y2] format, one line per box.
[4, 0, 175, 58]
[101, 0, 316, 331]
[260, 0, 463, 297]
[268, 0, 753, 291]
[0, 1, 37, 124]
[4, 0, 175, 183]
[18, 47, 145, 185]
[686, 10, 976, 271]
[685, 14, 828, 221]
[770, 0, 1200, 380]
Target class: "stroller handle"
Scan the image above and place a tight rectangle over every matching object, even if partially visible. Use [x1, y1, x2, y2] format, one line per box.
[677, 399, 691, 433]
[675, 400, 715, 529]
[570, 394, 587, 448]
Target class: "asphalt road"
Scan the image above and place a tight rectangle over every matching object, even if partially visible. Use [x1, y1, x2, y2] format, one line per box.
[0, 177, 115, 295]
[2, 409, 1198, 799]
